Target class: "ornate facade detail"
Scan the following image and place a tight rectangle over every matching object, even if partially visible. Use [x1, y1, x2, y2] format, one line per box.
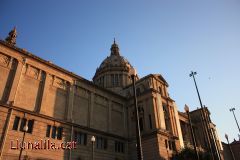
[53, 77, 67, 90]
[5, 27, 17, 45]
[28, 66, 40, 79]
[0, 53, 11, 67]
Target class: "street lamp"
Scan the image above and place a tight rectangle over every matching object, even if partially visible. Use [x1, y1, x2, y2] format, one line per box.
[91, 136, 96, 160]
[189, 71, 215, 159]
[129, 68, 143, 160]
[184, 105, 200, 160]
[225, 134, 235, 160]
[229, 108, 240, 134]
[19, 117, 28, 160]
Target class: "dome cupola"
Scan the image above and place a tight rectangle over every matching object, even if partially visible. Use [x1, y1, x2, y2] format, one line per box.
[93, 40, 138, 93]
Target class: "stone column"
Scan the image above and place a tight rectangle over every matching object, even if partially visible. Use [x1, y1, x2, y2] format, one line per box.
[34, 71, 46, 112]
[7, 58, 25, 104]
[156, 95, 166, 130]
[173, 102, 184, 148]
[66, 83, 75, 122]
[39, 73, 51, 115]
[151, 95, 160, 129]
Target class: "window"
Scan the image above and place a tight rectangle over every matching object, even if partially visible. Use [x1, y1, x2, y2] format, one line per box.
[96, 136, 107, 150]
[119, 75, 122, 86]
[57, 127, 63, 140]
[13, 116, 34, 134]
[168, 140, 172, 150]
[166, 140, 176, 151]
[51, 126, 57, 138]
[47, 125, 63, 140]
[20, 118, 27, 132]
[172, 141, 176, 151]
[111, 74, 114, 86]
[102, 76, 105, 87]
[12, 116, 20, 130]
[165, 140, 168, 149]
[74, 131, 87, 145]
[27, 120, 34, 133]
[115, 74, 119, 86]
[46, 125, 51, 137]
[149, 114, 152, 129]
[115, 141, 124, 153]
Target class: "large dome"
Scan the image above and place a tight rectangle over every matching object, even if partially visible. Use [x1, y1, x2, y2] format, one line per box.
[93, 40, 137, 93]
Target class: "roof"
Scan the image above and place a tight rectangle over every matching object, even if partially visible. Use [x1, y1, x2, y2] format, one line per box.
[0, 40, 126, 99]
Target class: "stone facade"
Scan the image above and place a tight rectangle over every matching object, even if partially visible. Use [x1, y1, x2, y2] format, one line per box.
[222, 140, 240, 160]
[0, 29, 223, 160]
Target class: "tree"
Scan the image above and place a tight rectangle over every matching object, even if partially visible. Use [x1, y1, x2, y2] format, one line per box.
[173, 147, 211, 160]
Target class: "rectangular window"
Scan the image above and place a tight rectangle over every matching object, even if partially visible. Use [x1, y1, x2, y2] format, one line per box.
[75, 131, 87, 145]
[119, 75, 122, 86]
[27, 120, 34, 133]
[172, 141, 176, 151]
[96, 136, 107, 150]
[46, 125, 51, 137]
[12, 116, 20, 130]
[115, 141, 124, 153]
[47, 125, 63, 140]
[57, 127, 63, 140]
[115, 74, 119, 86]
[13, 117, 34, 134]
[51, 126, 57, 139]
[168, 140, 172, 150]
[165, 140, 168, 149]
[111, 74, 114, 86]
[20, 118, 27, 132]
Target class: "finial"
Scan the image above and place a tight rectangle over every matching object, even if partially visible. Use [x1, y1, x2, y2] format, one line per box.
[110, 38, 120, 56]
[5, 26, 17, 45]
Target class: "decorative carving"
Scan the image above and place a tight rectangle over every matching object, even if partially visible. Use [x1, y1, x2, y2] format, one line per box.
[29, 66, 39, 79]
[53, 77, 67, 90]
[5, 27, 17, 45]
[0, 53, 11, 67]
[95, 94, 107, 106]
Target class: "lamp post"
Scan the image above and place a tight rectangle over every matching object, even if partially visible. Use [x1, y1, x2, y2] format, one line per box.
[189, 71, 215, 159]
[91, 136, 96, 160]
[19, 118, 28, 160]
[225, 134, 235, 160]
[229, 108, 240, 134]
[129, 68, 143, 160]
[184, 104, 200, 160]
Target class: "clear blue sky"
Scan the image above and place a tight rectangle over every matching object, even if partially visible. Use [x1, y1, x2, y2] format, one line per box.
[1, 0, 240, 143]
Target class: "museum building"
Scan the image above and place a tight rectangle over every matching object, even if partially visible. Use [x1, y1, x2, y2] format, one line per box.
[0, 28, 223, 160]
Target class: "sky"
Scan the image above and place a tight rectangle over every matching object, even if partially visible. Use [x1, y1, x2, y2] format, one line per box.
[1, 0, 240, 143]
